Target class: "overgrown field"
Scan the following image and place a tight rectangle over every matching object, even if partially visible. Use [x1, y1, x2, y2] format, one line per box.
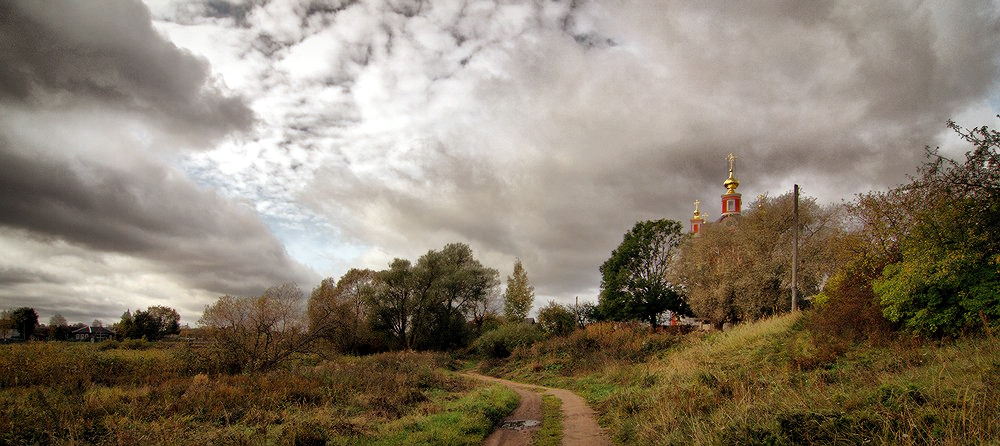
[0, 343, 516, 445]
[483, 314, 1000, 445]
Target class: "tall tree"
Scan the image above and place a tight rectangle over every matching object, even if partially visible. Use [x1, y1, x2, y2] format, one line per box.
[48, 313, 70, 341]
[598, 219, 688, 328]
[307, 269, 379, 354]
[419, 243, 499, 350]
[146, 306, 181, 339]
[369, 259, 417, 349]
[368, 243, 500, 350]
[10, 307, 38, 340]
[674, 194, 850, 325]
[503, 259, 534, 322]
[117, 306, 181, 340]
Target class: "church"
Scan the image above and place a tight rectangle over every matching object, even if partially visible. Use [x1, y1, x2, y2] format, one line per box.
[689, 153, 741, 235]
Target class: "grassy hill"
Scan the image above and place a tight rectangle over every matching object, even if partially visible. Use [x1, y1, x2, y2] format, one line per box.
[482, 313, 1000, 445]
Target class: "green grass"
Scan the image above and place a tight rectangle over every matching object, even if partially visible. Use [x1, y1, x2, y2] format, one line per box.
[483, 314, 1000, 445]
[534, 394, 563, 446]
[365, 383, 518, 445]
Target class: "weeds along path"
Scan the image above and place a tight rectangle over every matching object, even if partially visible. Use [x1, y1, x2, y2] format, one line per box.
[463, 372, 611, 446]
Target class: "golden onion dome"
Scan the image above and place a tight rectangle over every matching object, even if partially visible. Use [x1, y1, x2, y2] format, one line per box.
[723, 152, 740, 194]
[724, 171, 740, 194]
[692, 200, 703, 220]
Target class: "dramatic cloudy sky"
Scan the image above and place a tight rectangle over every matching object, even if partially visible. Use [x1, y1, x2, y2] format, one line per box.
[2, 0, 999, 326]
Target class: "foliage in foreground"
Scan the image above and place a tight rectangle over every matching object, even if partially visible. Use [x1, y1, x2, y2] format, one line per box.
[0, 344, 514, 445]
[535, 394, 564, 446]
[870, 120, 1000, 338]
[485, 313, 1000, 445]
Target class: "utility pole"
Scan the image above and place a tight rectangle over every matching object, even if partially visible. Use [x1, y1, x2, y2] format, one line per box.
[791, 184, 799, 312]
[575, 296, 580, 327]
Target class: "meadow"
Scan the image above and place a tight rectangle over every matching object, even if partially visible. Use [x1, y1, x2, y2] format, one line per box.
[0, 342, 516, 445]
[5, 312, 998, 445]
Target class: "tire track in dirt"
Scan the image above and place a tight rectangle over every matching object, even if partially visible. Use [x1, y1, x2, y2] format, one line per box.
[463, 372, 611, 446]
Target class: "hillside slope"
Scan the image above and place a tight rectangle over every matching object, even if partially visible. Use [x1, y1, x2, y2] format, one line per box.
[483, 313, 1000, 445]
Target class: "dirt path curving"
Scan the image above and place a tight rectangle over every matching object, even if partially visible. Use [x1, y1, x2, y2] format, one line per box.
[463, 372, 611, 446]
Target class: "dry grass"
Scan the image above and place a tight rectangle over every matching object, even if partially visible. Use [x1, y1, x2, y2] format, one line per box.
[0, 344, 514, 445]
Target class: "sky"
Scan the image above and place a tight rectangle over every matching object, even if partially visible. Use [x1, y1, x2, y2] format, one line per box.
[2, 0, 999, 327]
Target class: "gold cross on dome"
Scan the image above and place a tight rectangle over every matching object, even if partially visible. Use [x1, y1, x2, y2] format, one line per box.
[727, 153, 737, 172]
[694, 200, 701, 212]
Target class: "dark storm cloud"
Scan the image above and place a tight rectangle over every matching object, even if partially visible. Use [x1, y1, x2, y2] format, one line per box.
[0, 0, 317, 323]
[0, 138, 314, 296]
[0, 0, 252, 142]
[0, 266, 63, 286]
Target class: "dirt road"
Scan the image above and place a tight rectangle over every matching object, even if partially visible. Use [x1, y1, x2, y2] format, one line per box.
[463, 372, 611, 446]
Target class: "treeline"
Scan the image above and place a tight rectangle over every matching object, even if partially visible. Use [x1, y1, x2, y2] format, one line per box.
[0, 305, 183, 343]
[197, 243, 548, 372]
[192, 119, 1000, 371]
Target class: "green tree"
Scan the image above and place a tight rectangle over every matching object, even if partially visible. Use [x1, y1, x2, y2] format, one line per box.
[117, 306, 180, 340]
[307, 269, 380, 354]
[368, 243, 500, 350]
[598, 219, 688, 328]
[10, 307, 38, 340]
[48, 314, 70, 341]
[873, 120, 1000, 337]
[537, 301, 576, 336]
[417, 243, 499, 350]
[116, 310, 133, 340]
[369, 258, 417, 349]
[503, 259, 534, 322]
[147, 306, 181, 339]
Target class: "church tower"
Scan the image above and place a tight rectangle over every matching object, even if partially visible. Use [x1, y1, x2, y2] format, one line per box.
[720, 153, 741, 222]
[690, 200, 705, 236]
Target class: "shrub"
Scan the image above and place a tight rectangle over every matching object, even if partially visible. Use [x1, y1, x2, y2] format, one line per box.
[484, 322, 680, 377]
[807, 259, 894, 349]
[471, 323, 544, 358]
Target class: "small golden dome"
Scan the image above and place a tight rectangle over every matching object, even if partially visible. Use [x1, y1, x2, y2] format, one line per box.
[692, 200, 703, 220]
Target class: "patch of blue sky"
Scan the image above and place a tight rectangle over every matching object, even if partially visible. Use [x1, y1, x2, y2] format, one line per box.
[261, 214, 366, 282]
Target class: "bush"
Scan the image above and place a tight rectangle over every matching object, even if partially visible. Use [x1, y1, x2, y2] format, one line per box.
[483, 322, 680, 377]
[471, 323, 544, 358]
[806, 259, 894, 353]
[537, 301, 577, 336]
[550, 322, 676, 362]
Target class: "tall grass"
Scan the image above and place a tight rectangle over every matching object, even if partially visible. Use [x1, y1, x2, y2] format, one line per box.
[0, 344, 514, 445]
[486, 313, 1000, 445]
[482, 321, 680, 383]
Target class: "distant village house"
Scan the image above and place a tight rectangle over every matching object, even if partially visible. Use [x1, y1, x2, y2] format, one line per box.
[72, 325, 114, 342]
